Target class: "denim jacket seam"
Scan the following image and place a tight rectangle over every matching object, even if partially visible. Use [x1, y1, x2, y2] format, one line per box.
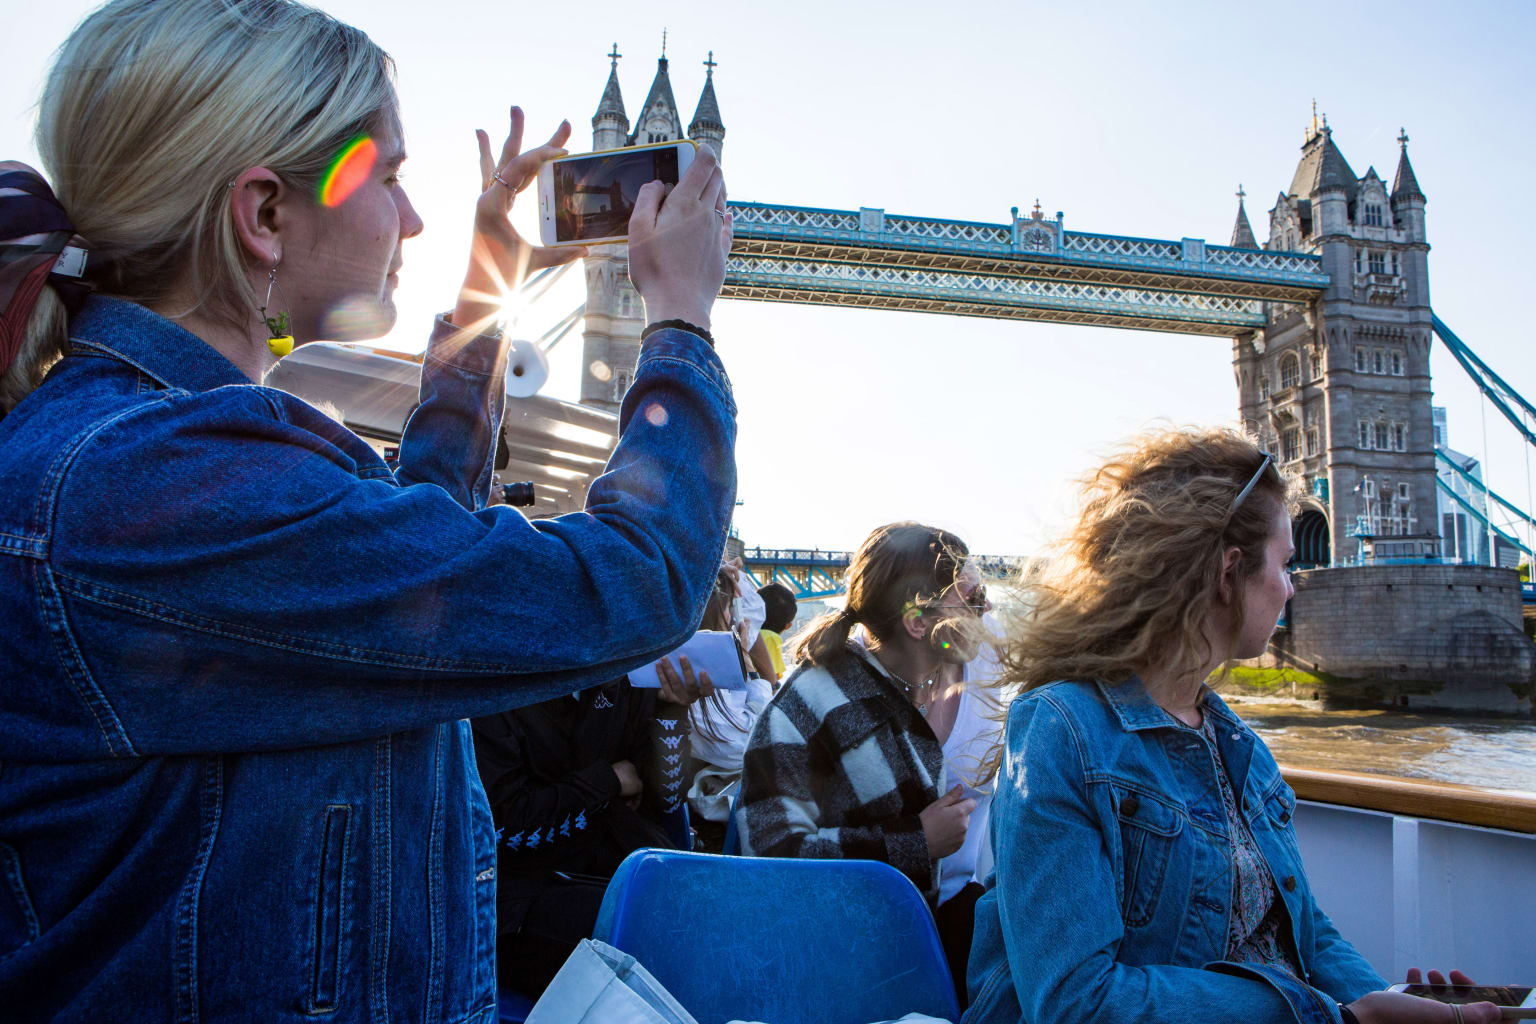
[53, 570, 519, 674]
[173, 757, 225, 1024]
[29, 388, 181, 540]
[68, 337, 175, 390]
[423, 349, 500, 380]
[37, 562, 138, 756]
[637, 353, 737, 411]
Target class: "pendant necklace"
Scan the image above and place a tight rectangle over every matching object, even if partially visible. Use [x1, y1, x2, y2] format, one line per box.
[886, 667, 933, 716]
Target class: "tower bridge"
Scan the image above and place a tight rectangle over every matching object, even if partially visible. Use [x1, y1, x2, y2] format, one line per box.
[721, 201, 1323, 335]
[739, 547, 1028, 601]
[567, 49, 1536, 705]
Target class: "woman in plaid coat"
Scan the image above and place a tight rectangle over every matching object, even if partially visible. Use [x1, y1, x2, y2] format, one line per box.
[738, 522, 989, 904]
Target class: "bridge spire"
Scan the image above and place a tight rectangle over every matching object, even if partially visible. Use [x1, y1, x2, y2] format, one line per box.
[689, 50, 726, 157]
[1231, 184, 1257, 248]
[1392, 126, 1426, 206]
[591, 42, 630, 147]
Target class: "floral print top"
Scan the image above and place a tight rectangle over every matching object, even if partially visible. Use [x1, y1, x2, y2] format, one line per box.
[1200, 714, 1302, 974]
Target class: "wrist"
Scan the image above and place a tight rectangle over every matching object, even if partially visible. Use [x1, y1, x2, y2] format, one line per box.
[1339, 1003, 1360, 1024]
[642, 319, 714, 348]
[640, 299, 711, 332]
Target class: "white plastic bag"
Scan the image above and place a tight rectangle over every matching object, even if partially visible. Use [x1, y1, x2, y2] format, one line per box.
[526, 939, 700, 1024]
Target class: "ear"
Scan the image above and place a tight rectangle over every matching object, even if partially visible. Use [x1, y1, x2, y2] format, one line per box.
[228, 166, 289, 270]
[1215, 545, 1243, 605]
[901, 605, 928, 642]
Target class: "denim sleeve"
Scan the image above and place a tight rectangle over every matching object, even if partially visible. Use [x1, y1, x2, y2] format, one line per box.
[46, 328, 736, 755]
[1304, 899, 1388, 1002]
[392, 315, 510, 511]
[987, 695, 1341, 1024]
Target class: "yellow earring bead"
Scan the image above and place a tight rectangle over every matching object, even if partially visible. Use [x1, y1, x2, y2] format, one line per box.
[267, 335, 294, 358]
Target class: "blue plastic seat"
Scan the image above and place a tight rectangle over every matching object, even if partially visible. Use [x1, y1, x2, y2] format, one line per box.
[593, 848, 960, 1024]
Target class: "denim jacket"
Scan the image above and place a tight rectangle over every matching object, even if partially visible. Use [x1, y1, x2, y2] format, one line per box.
[0, 297, 736, 1022]
[964, 679, 1386, 1024]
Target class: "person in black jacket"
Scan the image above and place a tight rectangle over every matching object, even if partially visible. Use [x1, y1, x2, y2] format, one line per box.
[472, 646, 714, 995]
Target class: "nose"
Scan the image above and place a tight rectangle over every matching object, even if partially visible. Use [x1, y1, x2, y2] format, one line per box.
[396, 185, 424, 239]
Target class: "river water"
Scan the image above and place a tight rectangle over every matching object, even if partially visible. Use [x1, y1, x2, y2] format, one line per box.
[1221, 693, 1536, 794]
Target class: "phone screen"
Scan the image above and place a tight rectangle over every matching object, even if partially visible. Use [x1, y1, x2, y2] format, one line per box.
[551, 147, 681, 242]
[1401, 985, 1533, 1006]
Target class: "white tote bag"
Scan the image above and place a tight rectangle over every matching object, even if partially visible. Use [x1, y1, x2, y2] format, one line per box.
[525, 939, 700, 1024]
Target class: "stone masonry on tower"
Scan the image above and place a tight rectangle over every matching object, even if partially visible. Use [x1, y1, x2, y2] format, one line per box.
[580, 42, 725, 412]
[1232, 116, 1435, 566]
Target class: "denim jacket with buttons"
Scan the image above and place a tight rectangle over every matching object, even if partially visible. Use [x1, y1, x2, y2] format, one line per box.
[0, 296, 736, 1022]
[963, 679, 1386, 1024]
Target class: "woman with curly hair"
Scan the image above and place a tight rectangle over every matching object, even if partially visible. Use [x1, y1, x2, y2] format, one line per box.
[963, 428, 1495, 1024]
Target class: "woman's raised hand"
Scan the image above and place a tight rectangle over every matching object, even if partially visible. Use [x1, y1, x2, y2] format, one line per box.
[655, 655, 714, 707]
[627, 145, 731, 331]
[453, 106, 587, 333]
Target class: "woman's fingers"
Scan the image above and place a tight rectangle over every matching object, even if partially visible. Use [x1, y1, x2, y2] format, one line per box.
[476, 129, 495, 193]
[698, 671, 714, 698]
[497, 106, 525, 172]
[631, 180, 665, 234]
[1446, 971, 1475, 987]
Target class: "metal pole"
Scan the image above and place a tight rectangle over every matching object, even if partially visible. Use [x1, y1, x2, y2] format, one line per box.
[1524, 407, 1534, 559]
[1479, 392, 1496, 566]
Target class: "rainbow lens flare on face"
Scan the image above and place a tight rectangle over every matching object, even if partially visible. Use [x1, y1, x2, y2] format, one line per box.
[318, 135, 377, 208]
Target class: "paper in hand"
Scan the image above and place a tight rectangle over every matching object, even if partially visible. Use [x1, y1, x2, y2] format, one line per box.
[628, 630, 749, 692]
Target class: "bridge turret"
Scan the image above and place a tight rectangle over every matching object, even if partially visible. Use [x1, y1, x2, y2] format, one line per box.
[688, 51, 725, 158]
[592, 43, 630, 151]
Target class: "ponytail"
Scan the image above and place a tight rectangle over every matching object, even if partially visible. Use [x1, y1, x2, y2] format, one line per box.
[788, 605, 860, 668]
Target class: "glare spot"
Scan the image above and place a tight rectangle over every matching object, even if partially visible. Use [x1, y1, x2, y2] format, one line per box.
[321, 296, 390, 341]
[644, 403, 669, 427]
[589, 360, 612, 382]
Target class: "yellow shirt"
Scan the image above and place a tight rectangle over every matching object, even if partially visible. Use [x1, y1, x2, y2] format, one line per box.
[760, 629, 786, 678]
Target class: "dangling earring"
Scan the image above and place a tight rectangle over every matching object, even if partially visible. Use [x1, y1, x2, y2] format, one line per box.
[260, 258, 294, 357]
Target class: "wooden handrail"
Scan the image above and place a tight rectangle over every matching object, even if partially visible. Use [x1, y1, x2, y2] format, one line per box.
[1282, 766, 1536, 835]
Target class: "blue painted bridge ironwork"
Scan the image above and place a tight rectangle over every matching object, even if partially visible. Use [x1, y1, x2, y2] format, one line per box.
[721, 201, 1327, 336]
[740, 546, 1028, 601]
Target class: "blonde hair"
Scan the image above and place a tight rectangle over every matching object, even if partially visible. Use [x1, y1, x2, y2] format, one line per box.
[1003, 426, 1292, 694]
[2, 0, 397, 412]
[790, 522, 969, 668]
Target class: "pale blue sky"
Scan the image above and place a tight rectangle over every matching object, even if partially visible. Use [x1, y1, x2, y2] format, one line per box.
[5, 0, 1534, 555]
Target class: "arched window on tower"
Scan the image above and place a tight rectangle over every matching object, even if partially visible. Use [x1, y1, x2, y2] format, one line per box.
[1309, 348, 1323, 380]
[1280, 353, 1300, 391]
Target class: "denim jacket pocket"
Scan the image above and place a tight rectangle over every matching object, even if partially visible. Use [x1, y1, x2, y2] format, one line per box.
[0, 842, 39, 963]
[306, 805, 353, 1015]
[1110, 784, 1185, 928]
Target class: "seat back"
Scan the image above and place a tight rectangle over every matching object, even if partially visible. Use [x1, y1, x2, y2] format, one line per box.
[592, 849, 960, 1024]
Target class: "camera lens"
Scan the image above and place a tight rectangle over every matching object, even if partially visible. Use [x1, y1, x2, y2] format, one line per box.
[502, 481, 536, 507]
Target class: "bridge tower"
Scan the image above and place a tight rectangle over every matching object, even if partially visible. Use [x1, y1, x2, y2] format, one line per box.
[1235, 117, 1435, 566]
[580, 42, 726, 412]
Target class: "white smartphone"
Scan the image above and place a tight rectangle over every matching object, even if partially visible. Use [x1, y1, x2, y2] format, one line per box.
[1386, 984, 1536, 1019]
[537, 139, 697, 247]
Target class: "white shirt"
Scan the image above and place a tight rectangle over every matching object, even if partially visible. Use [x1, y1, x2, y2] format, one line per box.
[937, 635, 1008, 904]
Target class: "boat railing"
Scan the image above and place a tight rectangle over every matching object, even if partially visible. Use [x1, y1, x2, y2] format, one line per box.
[1282, 765, 1535, 983]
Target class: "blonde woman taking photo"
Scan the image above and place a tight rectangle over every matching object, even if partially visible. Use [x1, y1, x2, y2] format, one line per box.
[0, 0, 735, 1019]
[963, 428, 1497, 1024]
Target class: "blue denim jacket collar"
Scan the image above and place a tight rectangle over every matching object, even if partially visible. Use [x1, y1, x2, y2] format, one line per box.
[67, 295, 251, 393]
[1094, 676, 1249, 735]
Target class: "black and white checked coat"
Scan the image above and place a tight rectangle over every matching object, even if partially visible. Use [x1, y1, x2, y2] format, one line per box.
[738, 643, 946, 901]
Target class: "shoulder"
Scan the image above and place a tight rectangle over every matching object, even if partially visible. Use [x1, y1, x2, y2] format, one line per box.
[1004, 681, 1100, 771]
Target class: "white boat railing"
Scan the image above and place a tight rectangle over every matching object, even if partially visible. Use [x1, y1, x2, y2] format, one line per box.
[1285, 767, 1536, 982]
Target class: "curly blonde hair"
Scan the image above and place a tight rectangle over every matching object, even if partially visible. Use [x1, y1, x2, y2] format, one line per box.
[1002, 426, 1293, 694]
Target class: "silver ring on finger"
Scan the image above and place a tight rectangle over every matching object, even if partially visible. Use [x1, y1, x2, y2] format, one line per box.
[491, 169, 514, 191]
[1451, 1004, 1464, 1024]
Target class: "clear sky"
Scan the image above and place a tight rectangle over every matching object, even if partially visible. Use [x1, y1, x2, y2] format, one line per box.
[5, 0, 1534, 556]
